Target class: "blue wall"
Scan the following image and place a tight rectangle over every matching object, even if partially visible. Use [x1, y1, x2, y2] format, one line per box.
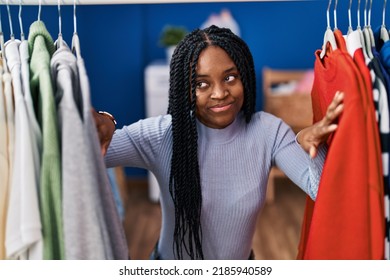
[1, 0, 386, 177]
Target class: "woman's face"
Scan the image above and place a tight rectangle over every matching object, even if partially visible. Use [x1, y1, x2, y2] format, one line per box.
[194, 46, 244, 129]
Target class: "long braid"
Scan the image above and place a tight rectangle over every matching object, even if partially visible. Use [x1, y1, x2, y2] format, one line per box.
[168, 25, 257, 259]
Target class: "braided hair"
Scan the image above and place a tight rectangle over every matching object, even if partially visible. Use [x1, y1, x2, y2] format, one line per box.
[167, 25, 257, 259]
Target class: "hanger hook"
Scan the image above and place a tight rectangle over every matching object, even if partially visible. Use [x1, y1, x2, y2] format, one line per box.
[364, 0, 368, 27]
[348, 0, 353, 33]
[19, 0, 24, 40]
[0, 4, 3, 35]
[73, 0, 77, 35]
[0, 5, 7, 71]
[333, 0, 338, 30]
[38, 0, 42, 21]
[6, 0, 14, 40]
[58, 0, 62, 38]
[326, 0, 332, 29]
[357, 0, 361, 29]
[368, 0, 372, 27]
[383, 0, 388, 27]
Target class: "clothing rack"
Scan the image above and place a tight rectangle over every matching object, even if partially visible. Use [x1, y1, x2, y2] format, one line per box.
[0, 0, 283, 5]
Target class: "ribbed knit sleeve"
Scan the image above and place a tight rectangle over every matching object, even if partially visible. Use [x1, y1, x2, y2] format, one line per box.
[272, 115, 324, 200]
[105, 115, 172, 171]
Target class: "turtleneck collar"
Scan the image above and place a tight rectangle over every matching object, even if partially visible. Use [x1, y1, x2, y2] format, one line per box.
[28, 20, 55, 57]
[196, 112, 244, 144]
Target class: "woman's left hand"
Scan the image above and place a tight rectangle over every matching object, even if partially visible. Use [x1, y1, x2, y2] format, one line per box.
[92, 108, 116, 156]
[297, 91, 344, 158]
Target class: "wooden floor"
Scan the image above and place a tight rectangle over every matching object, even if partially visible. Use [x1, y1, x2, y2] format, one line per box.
[121, 176, 307, 260]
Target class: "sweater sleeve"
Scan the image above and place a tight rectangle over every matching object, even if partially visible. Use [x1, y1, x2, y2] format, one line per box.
[104, 115, 171, 170]
[271, 117, 326, 201]
[307, 144, 327, 200]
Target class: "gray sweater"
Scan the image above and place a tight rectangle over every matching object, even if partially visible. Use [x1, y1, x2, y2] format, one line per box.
[52, 41, 127, 260]
[105, 111, 326, 259]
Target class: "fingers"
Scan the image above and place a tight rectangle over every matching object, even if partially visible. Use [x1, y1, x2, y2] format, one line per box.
[301, 92, 344, 157]
[321, 123, 338, 135]
[324, 91, 344, 124]
[309, 145, 317, 159]
[101, 145, 108, 156]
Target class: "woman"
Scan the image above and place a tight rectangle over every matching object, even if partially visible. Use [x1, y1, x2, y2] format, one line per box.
[94, 25, 343, 260]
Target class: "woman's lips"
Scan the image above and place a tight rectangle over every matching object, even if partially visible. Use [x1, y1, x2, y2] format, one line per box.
[210, 103, 232, 113]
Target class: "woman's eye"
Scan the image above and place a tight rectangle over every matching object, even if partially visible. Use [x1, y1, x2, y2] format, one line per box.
[196, 81, 208, 89]
[225, 75, 236, 82]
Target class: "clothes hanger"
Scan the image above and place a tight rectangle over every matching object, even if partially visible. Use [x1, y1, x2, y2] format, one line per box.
[357, 0, 362, 31]
[367, 0, 376, 48]
[0, 5, 6, 72]
[347, 0, 353, 35]
[320, 0, 338, 59]
[56, 0, 64, 47]
[71, 0, 82, 59]
[381, 0, 389, 41]
[6, 0, 14, 41]
[356, 0, 370, 60]
[1, 3, 10, 74]
[38, 0, 42, 22]
[346, 0, 362, 57]
[333, 0, 338, 31]
[18, 0, 25, 41]
[363, 0, 374, 58]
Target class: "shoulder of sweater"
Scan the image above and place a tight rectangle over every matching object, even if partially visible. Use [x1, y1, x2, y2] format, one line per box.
[121, 114, 172, 135]
[250, 111, 283, 125]
[139, 114, 172, 128]
[246, 111, 290, 139]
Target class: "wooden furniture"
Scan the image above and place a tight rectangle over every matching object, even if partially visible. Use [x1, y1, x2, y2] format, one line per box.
[144, 61, 170, 202]
[262, 67, 313, 203]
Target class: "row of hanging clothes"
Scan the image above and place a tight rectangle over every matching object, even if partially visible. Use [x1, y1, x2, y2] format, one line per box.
[0, 1, 128, 260]
[297, 0, 390, 260]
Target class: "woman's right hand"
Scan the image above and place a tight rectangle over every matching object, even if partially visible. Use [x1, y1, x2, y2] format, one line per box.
[92, 108, 116, 156]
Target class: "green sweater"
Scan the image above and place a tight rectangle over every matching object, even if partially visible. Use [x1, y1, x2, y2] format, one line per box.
[28, 20, 64, 260]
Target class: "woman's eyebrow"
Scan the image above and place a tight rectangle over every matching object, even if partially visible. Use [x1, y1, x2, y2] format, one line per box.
[196, 66, 238, 78]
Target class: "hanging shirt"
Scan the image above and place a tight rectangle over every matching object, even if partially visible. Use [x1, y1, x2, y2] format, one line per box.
[378, 39, 390, 259]
[344, 29, 387, 260]
[4, 39, 42, 260]
[0, 60, 9, 260]
[73, 34, 128, 260]
[51, 42, 112, 259]
[1, 56, 14, 261]
[364, 27, 390, 260]
[3, 60, 14, 205]
[372, 45, 390, 261]
[19, 39, 43, 260]
[28, 20, 64, 260]
[298, 29, 384, 259]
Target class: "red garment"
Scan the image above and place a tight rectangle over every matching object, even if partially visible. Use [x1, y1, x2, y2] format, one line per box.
[345, 32, 385, 259]
[297, 31, 384, 259]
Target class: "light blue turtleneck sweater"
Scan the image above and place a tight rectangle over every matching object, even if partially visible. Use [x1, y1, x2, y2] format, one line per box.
[105, 111, 326, 260]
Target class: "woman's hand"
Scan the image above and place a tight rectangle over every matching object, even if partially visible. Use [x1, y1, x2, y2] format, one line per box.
[297, 91, 344, 158]
[92, 108, 116, 156]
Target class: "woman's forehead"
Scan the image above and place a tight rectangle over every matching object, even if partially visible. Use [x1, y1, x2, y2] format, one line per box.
[196, 46, 235, 74]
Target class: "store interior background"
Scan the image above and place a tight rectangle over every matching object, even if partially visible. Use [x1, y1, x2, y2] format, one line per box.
[2, 0, 387, 258]
[2, 0, 385, 178]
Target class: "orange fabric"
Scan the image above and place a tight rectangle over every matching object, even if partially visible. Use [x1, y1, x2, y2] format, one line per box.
[298, 31, 384, 259]
[347, 33, 385, 259]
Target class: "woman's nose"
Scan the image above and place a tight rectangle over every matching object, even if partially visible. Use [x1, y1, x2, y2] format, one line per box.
[210, 84, 228, 99]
